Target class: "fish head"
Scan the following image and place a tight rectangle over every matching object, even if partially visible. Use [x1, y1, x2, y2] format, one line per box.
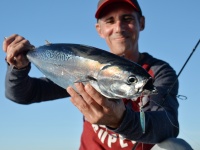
[97, 63, 157, 100]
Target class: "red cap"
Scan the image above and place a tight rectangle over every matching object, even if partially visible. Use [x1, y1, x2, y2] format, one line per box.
[95, 0, 142, 19]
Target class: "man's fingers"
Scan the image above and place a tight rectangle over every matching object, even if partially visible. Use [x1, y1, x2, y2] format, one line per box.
[4, 34, 34, 53]
[85, 84, 109, 107]
[3, 34, 16, 52]
[67, 86, 90, 112]
[75, 83, 96, 106]
[4, 34, 35, 68]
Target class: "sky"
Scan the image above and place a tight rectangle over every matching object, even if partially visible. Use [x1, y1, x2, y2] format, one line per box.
[0, 0, 200, 150]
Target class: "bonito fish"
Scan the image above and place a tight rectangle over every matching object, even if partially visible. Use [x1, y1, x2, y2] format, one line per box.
[27, 43, 157, 100]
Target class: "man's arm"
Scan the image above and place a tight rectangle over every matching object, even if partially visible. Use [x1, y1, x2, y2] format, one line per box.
[111, 61, 179, 143]
[3, 34, 69, 104]
[5, 63, 69, 104]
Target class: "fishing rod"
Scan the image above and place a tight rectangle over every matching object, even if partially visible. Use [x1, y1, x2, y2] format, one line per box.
[166, 39, 200, 97]
[157, 39, 200, 109]
[132, 39, 200, 150]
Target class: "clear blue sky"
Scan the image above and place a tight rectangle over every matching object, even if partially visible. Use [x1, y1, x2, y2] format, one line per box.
[0, 0, 200, 150]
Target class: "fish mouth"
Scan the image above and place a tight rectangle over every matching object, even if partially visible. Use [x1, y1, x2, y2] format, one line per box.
[140, 77, 157, 96]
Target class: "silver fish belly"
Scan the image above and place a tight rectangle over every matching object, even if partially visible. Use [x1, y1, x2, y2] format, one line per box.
[27, 43, 157, 100]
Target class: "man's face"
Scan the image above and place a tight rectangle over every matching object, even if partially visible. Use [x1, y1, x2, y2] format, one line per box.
[96, 3, 145, 56]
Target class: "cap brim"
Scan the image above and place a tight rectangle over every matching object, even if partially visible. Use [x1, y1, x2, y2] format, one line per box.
[95, 0, 140, 19]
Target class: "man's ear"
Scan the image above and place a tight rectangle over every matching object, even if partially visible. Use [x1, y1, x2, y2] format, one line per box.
[139, 16, 145, 31]
[95, 23, 104, 38]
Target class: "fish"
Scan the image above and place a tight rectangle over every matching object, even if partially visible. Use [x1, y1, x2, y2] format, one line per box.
[27, 43, 157, 100]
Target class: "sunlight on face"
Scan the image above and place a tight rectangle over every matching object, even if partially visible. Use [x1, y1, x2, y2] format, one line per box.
[96, 3, 144, 57]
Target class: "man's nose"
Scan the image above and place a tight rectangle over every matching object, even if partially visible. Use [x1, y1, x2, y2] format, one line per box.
[115, 21, 125, 33]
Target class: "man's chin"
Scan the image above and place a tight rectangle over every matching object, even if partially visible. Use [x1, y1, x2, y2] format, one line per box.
[111, 50, 126, 56]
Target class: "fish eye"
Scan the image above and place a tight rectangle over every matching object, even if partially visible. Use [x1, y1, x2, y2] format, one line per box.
[127, 75, 137, 84]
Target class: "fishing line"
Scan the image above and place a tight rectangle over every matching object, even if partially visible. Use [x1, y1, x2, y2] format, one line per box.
[154, 39, 200, 113]
[151, 100, 179, 129]
[132, 39, 200, 150]
[154, 39, 200, 134]
[163, 39, 200, 102]
[149, 39, 200, 150]
[108, 37, 200, 148]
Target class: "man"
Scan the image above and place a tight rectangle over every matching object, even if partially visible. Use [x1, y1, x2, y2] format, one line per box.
[3, 0, 192, 149]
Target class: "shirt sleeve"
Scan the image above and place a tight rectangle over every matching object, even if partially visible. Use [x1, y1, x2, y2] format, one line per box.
[5, 63, 70, 104]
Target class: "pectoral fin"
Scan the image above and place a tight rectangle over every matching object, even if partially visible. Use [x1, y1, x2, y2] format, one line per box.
[74, 76, 97, 83]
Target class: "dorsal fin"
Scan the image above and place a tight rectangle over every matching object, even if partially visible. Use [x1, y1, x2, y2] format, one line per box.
[45, 40, 51, 45]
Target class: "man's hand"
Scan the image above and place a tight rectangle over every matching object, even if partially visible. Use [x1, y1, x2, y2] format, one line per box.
[3, 34, 34, 69]
[67, 83, 126, 129]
